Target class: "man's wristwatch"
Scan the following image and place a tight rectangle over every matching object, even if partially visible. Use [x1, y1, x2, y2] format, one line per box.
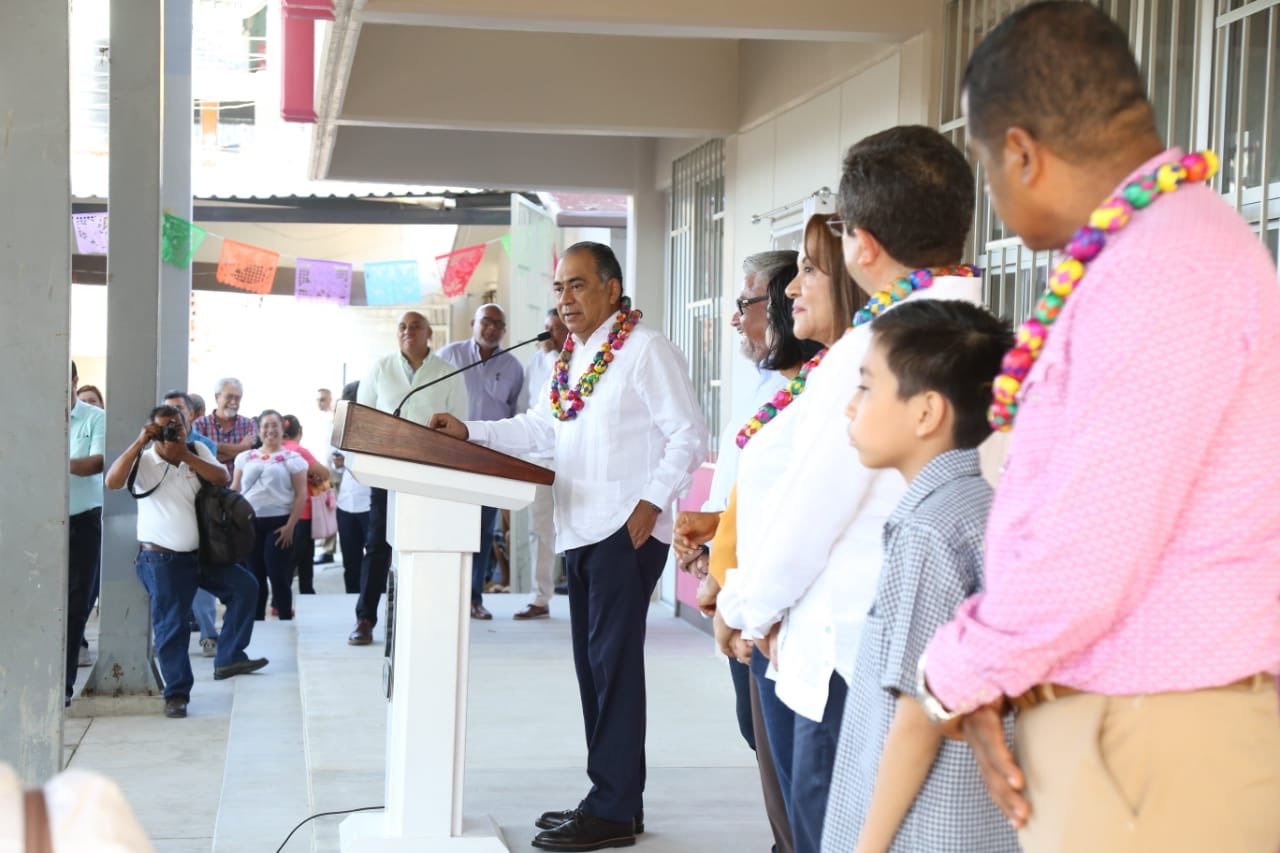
[916, 652, 960, 724]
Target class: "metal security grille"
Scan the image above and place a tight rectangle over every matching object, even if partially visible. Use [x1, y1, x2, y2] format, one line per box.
[667, 140, 725, 452]
[941, 0, 1279, 322]
[1211, 0, 1280, 262]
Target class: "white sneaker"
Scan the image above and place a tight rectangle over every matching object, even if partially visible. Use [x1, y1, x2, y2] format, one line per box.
[201, 638, 217, 658]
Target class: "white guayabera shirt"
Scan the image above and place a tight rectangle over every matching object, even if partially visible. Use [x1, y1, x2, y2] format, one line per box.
[466, 318, 709, 552]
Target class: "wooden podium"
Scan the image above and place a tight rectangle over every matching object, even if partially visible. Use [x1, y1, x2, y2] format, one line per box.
[331, 402, 555, 852]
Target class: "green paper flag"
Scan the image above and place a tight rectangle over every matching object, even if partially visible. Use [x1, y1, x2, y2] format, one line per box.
[499, 234, 512, 255]
[161, 213, 207, 268]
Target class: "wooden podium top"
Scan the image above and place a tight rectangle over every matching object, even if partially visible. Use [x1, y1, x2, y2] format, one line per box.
[331, 401, 554, 486]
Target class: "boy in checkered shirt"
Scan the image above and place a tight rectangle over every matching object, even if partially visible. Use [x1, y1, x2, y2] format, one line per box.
[821, 299, 1018, 853]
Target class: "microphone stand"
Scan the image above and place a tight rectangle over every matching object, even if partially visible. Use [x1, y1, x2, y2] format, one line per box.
[392, 331, 552, 418]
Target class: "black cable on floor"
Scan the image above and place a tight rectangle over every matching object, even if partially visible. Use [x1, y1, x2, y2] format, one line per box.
[276, 805, 384, 852]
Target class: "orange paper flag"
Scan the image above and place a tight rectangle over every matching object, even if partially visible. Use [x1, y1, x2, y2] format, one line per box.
[216, 239, 281, 294]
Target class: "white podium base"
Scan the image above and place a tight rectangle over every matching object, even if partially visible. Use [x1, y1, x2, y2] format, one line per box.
[339, 813, 508, 852]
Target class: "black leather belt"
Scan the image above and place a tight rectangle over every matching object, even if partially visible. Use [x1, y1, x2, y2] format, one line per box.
[139, 542, 195, 554]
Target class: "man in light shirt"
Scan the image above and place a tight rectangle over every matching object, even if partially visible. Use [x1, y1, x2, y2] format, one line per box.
[438, 304, 525, 620]
[350, 311, 468, 646]
[66, 361, 106, 706]
[432, 243, 707, 852]
[511, 308, 569, 620]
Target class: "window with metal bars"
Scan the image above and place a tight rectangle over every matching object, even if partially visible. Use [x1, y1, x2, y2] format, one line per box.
[941, 0, 1279, 323]
[666, 140, 726, 453]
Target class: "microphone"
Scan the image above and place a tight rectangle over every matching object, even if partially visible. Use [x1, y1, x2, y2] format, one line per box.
[393, 331, 553, 418]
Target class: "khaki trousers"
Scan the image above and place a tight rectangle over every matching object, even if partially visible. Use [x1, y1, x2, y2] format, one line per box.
[1015, 677, 1280, 853]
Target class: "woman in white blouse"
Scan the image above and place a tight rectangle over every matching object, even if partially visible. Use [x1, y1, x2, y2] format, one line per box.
[233, 410, 307, 621]
[713, 213, 870, 853]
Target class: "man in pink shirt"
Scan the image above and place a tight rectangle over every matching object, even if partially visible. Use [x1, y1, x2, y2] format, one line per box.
[916, 4, 1280, 851]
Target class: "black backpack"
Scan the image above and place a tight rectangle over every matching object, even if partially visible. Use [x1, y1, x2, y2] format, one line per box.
[128, 444, 256, 565]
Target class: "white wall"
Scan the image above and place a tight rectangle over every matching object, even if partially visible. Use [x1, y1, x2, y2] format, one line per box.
[721, 45, 924, 426]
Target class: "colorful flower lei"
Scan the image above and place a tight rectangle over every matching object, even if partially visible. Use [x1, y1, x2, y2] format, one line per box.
[549, 297, 643, 421]
[853, 264, 983, 325]
[988, 150, 1219, 432]
[735, 264, 982, 448]
[735, 348, 828, 448]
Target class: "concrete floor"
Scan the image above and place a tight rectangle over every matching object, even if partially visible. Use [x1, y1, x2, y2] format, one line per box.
[68, 562, 771, 852]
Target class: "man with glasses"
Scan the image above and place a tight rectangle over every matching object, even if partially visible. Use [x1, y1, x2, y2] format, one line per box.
[192, 378, 255, 479]
[439, 304, 525, 619]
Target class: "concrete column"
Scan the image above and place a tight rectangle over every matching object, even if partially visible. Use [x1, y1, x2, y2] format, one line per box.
[81, 0, 166, 708]
[0, 1, 72, 785]
[625, 140, 668, 333]
[159, 0, 192, 393]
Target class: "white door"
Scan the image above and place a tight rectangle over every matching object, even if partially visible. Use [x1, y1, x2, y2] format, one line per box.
[507, 195, 559, 598]
[509, 195, 558, 347]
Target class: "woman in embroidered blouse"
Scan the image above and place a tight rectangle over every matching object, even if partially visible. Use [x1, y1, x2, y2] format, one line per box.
[233, 410, 307, 621]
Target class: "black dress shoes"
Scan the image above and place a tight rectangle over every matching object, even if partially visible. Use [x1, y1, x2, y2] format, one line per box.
[536, 806, 643, 834]
[164, 695, 189, 718]
[531, 810, 636, 851]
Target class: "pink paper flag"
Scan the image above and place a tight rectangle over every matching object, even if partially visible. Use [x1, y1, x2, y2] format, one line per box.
[73, 213, 109, 255]
[436, 244, 488, 298]
[294, 258, 353, 304]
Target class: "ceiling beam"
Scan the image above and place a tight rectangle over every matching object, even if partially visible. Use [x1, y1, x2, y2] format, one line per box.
[359, 0, 933, 42]
[72, 197, 524, 225]
[326, 127, 652, 193]
[337, 26, 738, 137]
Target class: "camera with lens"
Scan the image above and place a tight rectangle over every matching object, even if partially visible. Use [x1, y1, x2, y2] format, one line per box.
[158, 422, 183, 443]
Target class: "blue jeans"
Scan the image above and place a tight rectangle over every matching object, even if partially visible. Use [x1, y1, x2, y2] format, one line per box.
[753, 648, 796, 821]
[135, 549, 260, 699]
[192, 589, 218, 641]
[250, 515, 295, 620]
[789, 672, 848, 853]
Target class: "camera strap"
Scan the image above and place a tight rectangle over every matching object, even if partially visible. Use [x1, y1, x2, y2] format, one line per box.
[125, 449, 170, 500]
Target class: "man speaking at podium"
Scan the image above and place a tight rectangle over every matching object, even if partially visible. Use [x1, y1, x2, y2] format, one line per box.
[431, 242, 708, 852]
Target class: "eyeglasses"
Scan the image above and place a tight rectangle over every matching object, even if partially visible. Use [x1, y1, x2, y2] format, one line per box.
[825, 218, 848, 238]
[735, 295, 768, 314]
[478, 317, 506, 329]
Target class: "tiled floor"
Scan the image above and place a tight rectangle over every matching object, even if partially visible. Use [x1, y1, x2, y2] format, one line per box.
[66, 562, 770, 852]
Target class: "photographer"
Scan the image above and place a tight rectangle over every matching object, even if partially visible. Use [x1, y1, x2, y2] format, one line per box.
[105, 405, 267, 719]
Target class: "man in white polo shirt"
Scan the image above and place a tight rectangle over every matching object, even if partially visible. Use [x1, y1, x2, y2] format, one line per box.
[105, 404, 266, 719]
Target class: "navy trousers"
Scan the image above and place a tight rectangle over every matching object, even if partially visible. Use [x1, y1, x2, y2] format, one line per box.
[729, 656, 757, 751]
[66, 507, 102, 701]
[336, 507, 371, 594]
[563, 526, 667, 824]
[472, 505, 497, 604]
[250, 515, 295, 620]
[356, 488, 391, 625]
